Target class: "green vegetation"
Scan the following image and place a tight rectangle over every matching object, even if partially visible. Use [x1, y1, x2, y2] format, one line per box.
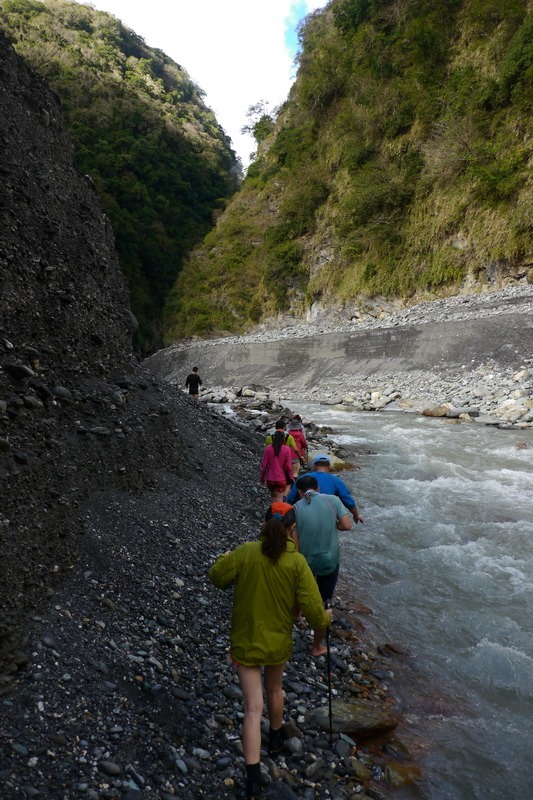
[0, 0, 239, 348]
[167, 0, 532, 338]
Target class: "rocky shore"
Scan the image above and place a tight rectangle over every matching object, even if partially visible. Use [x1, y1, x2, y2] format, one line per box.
[1, 28, 529, 800]
[0, 32, 418, 800]
[0, 385, 419, 800]
[147, 285, 533, 431]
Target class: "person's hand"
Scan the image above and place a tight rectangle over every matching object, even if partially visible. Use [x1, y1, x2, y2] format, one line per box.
[351, 508, 363, 524]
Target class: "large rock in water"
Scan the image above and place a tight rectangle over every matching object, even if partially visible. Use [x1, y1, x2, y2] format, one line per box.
[308, 698, 398, 740]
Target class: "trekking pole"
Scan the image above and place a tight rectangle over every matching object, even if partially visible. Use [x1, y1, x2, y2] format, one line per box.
[325, 599, 333, 746]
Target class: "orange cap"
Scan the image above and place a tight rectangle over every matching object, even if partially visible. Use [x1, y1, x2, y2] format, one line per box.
[270, 501, 293, 516]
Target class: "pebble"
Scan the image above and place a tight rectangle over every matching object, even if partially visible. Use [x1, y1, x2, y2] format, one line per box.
[2, 363, 35, 380]
[97, 761, 122, 776]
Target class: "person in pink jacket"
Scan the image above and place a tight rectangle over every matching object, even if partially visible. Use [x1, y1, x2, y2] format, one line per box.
[260, 431, 294, 502]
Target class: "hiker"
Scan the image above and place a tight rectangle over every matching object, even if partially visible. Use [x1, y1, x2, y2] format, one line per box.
[287, 417, 308, 474]
[292, 413, 306, 437]
[293, 474, 353, 631]
[265, 419, 301, 478]
[185, 366, 202, 398]
[260, 430, 293, 502]
[287, 453, 364, 523]
[209, 509, 332, 800]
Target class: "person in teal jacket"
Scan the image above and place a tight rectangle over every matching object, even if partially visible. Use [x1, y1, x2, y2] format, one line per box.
[209, 509, 331, 800]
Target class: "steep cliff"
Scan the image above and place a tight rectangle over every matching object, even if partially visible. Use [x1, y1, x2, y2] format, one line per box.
[165, 0, 532, 339]
[0, 0, 240, 348]
[0, 31, 259, 680]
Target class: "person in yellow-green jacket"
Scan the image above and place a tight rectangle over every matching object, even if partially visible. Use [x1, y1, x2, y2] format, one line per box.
[209, 508, 332, 800]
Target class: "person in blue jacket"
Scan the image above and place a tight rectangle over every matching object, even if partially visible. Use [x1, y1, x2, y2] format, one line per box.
[286, 453, 364, 524]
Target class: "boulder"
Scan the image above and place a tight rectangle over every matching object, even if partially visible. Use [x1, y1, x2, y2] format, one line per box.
[396, 399, 429, 412]
[307, 451, 352, 471]
[446, 407, 480, 418]
[307, 698, 398, 740]
[385, 762, 423, 788]
[422, 405, 449, 417]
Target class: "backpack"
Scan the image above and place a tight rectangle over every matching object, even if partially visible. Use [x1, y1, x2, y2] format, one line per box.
[289, 428, 306, 459]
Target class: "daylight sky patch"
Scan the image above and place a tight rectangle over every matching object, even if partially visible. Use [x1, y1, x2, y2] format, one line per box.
[82, 0, 328, 165]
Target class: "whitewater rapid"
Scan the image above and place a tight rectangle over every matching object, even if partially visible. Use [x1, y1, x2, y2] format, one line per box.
[292, 404, 533, 800]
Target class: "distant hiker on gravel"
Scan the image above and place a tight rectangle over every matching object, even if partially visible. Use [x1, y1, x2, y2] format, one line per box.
[293, 475, 353, 629]
[265, 419, 301, 478]
[185, 366, 202, 398]
[287, 417, 308, 474]
[209, 509, 331, 800]
[260, 430, 293, 502]
[287, 454, 364, 523]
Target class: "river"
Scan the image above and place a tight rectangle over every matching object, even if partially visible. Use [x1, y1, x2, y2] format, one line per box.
[290, 404, 533, 800]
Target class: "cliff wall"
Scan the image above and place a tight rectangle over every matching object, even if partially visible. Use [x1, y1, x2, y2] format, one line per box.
[0, 32, 260, 682]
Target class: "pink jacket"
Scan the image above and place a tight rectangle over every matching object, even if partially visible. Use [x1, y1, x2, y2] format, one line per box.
[260, 444, 293, 484]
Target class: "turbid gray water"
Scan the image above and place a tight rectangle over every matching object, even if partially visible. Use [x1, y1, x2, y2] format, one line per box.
[291, 404, 533, 800]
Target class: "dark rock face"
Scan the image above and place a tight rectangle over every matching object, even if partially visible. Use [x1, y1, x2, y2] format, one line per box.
[0, 30, 130, 672]
[0, 32, 262, 681]
[0, 32, 130, 368]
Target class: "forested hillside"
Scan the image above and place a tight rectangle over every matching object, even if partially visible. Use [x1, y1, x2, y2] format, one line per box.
[165, 0, 532, 339]
[0, 0, 239, 348]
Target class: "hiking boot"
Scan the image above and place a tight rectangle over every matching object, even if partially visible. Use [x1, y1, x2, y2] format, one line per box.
[268, 727, 284, 757]
[244, 779, 261, 799]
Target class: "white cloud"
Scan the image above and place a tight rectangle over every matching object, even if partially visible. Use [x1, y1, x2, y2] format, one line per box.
[80, 0, 328, 165]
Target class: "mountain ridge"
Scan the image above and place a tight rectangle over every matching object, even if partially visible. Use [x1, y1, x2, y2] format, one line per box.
[165, 0, 533, 340]
[0, 0, 240, 348]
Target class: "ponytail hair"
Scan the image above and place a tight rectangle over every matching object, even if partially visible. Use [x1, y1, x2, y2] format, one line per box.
[261, 510, 295, 562]
[271, 429, 285, 455]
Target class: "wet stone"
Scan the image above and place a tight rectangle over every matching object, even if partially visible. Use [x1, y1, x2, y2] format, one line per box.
[285, 736, 303, 756]
[23, 396, 43, 410]
[97, 760, 122, 776]
[3, 363, 35, 380]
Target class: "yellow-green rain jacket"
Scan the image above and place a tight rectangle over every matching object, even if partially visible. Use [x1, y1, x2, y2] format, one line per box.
[209, 539, 330, 666]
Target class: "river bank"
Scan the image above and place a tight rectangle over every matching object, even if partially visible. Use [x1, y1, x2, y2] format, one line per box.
[0, 380, 424, 800]
[147, 285, 533, 430]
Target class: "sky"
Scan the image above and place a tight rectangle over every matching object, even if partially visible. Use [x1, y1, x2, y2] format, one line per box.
[82, 0, 329, 166]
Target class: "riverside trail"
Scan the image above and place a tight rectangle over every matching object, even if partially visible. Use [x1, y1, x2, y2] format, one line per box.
[1, 24, 530, 800]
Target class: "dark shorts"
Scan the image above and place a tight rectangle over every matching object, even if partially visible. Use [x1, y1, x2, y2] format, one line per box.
[315, 564, 339, 604]
[266, 479, 287, 493]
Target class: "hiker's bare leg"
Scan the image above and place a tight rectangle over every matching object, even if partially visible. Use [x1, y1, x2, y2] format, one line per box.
[312, 628, 327, 657]
[237, 665, 263, 763]
[264, 663, 285, 730]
